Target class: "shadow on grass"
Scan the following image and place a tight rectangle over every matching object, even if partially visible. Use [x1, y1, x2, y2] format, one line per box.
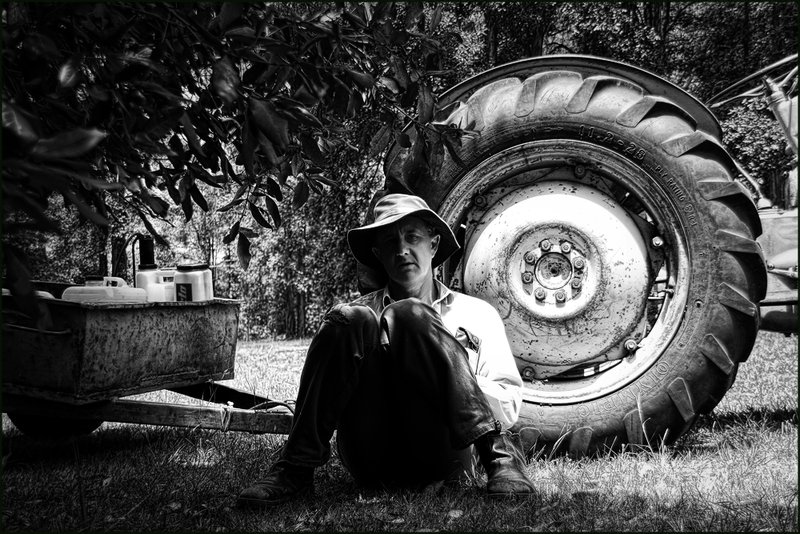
[1, 423, 267, 469]
[696, 406, 798, 430]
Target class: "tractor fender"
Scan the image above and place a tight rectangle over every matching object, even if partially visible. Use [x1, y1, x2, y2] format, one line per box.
[385, 55, 723, 185]
[436, 55, 722, 139]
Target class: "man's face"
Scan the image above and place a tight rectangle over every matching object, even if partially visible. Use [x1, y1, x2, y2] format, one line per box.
[372, 216, 440, 288]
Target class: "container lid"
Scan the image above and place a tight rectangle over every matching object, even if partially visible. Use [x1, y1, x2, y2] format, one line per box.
[177, 263, 210, 272]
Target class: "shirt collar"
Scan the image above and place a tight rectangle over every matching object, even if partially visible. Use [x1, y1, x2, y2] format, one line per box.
[380, 279, 455, 310]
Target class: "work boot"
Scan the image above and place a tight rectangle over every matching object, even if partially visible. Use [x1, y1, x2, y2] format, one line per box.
[236, 463, 314, 508]
[474, 430, 535, 497]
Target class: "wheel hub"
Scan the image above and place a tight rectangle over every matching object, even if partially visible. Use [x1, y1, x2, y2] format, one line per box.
[462, 180, 651, 379]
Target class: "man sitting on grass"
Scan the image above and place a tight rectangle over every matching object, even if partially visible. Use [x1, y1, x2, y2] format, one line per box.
[237, 194, 534, 507]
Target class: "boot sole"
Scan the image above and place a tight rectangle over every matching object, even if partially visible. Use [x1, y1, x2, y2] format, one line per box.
[236, 487, 313, 509]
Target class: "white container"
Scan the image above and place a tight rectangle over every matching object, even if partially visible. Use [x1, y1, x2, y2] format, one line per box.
[160, 269, 176, 302]
[61, 286, 147, 303]
[136, 268, 176, 302]
[174, 263, 213, 302]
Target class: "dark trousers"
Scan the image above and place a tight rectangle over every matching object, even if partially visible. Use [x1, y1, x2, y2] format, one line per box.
[277, 298, 498, 487]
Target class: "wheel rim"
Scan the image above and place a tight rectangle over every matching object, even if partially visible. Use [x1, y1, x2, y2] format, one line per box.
[437, 141, 691, 404]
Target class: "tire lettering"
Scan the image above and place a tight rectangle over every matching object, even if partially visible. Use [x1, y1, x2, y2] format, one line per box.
[579, 125, 644, 161]
[578, 124, 697, 225]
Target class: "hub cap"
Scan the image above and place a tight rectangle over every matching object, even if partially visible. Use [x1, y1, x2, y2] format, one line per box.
[463, 182, 650, 378]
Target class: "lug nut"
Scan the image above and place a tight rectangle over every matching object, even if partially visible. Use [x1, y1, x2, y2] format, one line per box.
[575, 165, 586, 177]
[571, 277, 582, 289]
[560, 241, 572, 253]
[524, 251, 536, 264]
[522, 367, 535, 380]
[473, 194, 487, 208]
[540, 239, 552, 251]
[555, 289, 566, 302]
[534, 287, 546, 301]
[624, 339, 638, 352]
[572, 257, 585, 270]
[522, 271, 534, 284]
[651, 236, 664, 248]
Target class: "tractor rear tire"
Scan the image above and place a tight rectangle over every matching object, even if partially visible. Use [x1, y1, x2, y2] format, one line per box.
[394, 69, 766, 456]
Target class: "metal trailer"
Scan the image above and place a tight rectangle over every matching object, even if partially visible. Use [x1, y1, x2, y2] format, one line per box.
[2, 282, 293, 438]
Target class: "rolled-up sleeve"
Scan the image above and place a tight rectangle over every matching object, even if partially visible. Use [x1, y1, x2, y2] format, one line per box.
[442, 291, 523, 428]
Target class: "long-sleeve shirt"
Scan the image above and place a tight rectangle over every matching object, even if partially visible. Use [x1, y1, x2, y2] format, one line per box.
[351, 280, 523, 428]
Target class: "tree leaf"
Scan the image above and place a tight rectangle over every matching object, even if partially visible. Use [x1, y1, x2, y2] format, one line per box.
[58, 59, 81, 88]
[378, 76, 401, 94]
[136, 209, 168, 246]
[266, 176, 283, 201]
[300, 134, 326, 166]
[237, 233, 252, 270]
[249, 97, 289, 151]
[369, 123, 393, 156]
[211, 57, 240, 104]
[189, 184, 209, 212]
[293, 179, 310, 209]
[263, 195, 281, 228]
[239, 226, 258, 238]
[248, 199, 273, 229]
[31, 128, 107, 160]
[223, 220, 240, 244]
[288, 106, 324, 128]
[2, 102, 39, 145]
[180, 112, 206, 157]
[417, 83, 434, 124]
[218, 3, 243, 32]
[62, 188, 109, 226]
[389, 54, 411, 89]
[429, 5, 443, 32]
[225, 26, 256, 40]
[181, 193, 194, 222]
[256, 130, 279, 167]
[404, 2, 423, 29]
[217, 197, 245, 213]
[144, 193, 170, 217]
[242, 116, 256, 177]
[345, 69, 374, 89]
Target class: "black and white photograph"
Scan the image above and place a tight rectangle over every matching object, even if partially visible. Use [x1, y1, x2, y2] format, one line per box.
[2, 2, 797, 531]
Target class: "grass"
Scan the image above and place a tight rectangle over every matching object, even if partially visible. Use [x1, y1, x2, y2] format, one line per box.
[2, 331, 797, 532]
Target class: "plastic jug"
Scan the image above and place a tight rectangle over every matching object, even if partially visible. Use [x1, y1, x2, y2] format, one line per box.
[62, 276, 147, 304]
[174, 263, 213, 302]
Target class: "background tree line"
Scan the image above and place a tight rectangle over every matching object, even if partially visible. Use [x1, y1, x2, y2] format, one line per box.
[3, 2, 797, 337]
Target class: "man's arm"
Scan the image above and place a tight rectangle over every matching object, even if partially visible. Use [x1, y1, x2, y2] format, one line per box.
[453, 296, 523, 428]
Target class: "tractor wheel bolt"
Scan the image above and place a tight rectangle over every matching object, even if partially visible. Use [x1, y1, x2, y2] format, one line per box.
[560, 241, 572, 253]
[540, 239, 552, 251]
[555, 289, 566, 302]
[473, 194, 488, 208]
[651, 236, 664, 248]
[571, 277, 582, 289]
[575, 165, 587, 177]
[522, 367, 535, 380]
[572, 257, 585, 270]
[624, 339, 638, 352]
[524, 251, 536, 264]
[534, 287, 546, 301]
[522, 271, 534, 284]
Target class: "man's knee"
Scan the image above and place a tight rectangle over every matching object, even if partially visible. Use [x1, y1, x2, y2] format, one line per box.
[321, 303, 378, 332]
[381, 298, 438, 334]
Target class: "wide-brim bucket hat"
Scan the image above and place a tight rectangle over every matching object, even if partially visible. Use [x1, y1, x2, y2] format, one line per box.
[347, 194, 460, 271]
